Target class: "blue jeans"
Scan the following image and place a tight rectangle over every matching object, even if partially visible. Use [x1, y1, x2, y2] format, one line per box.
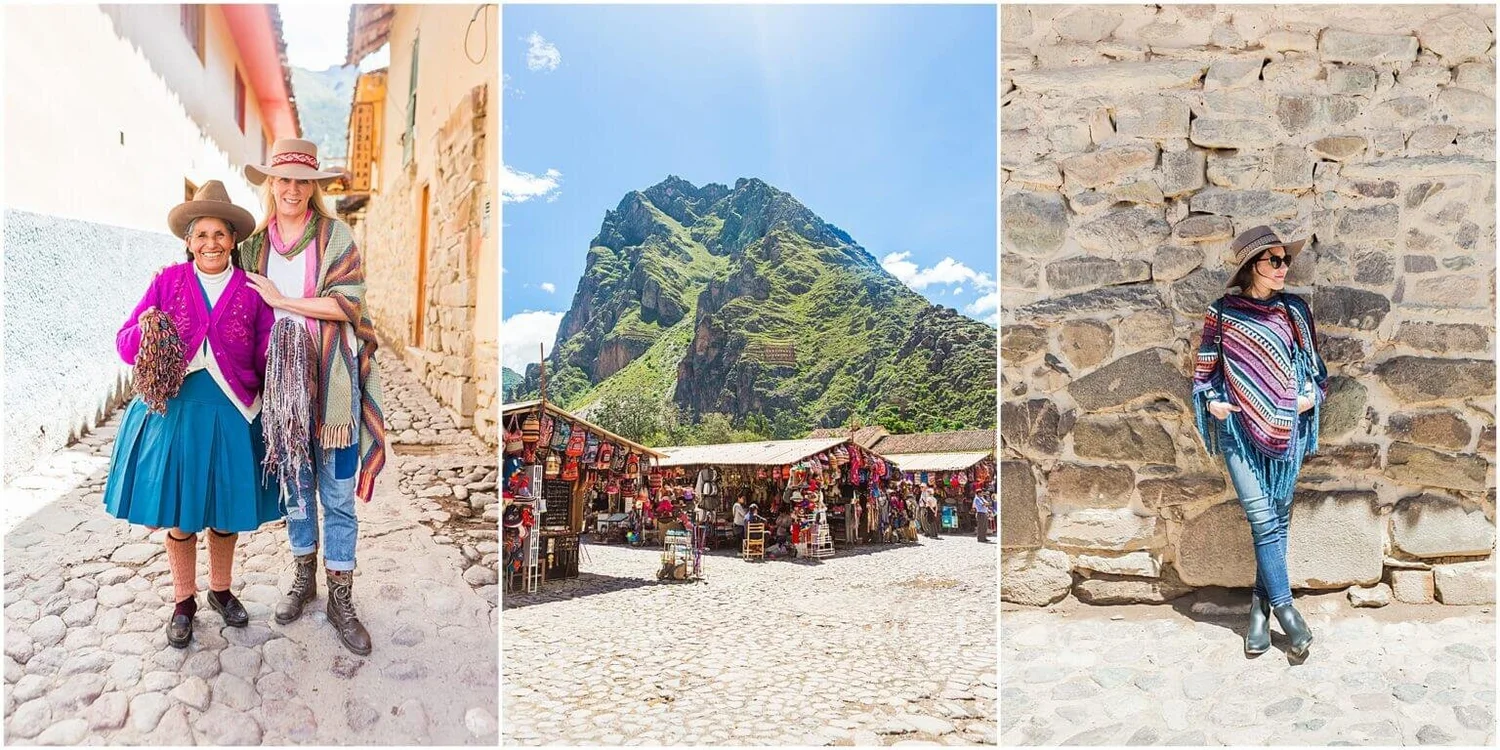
[1220, 421, 1294, 607]
[286, 442, 359, 571]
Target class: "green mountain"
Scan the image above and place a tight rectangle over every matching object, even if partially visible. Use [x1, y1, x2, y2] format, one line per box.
[502, 367, 524, 400]
[516, 176, 996, 433]
[290, 66, 360, 161]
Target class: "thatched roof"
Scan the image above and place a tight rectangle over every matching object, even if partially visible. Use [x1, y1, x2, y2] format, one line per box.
[868, 429, 996, 456]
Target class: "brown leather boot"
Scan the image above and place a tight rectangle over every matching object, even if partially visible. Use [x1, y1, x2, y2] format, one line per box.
[325, 569, 372, 656]
[274, 553, 318, 624]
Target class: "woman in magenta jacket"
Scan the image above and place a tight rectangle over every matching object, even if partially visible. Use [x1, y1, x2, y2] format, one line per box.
[103, 181, 282, 649]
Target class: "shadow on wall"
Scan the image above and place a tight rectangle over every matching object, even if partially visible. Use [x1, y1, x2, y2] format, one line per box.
[999, 4, 1497, 608]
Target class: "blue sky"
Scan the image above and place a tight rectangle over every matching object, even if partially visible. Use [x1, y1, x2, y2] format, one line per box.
[501, 4, 997, 370]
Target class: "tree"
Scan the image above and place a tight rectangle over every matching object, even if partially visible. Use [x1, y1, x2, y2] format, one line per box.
[591, 391, 666, 445]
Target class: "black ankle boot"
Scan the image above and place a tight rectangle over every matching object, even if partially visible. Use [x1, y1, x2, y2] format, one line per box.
[1245, 591, 1271, 655]
[1273, 603, 1313, 658]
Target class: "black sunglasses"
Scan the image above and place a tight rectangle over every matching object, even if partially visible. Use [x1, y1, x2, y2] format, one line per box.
[1256, 254, 1291, 269]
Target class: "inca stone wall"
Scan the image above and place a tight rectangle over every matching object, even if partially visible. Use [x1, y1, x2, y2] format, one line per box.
[1000, 5, 1497, 607]
[355, 84, 497, 445]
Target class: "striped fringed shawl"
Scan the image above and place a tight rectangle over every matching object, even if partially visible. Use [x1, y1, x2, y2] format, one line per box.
[238, 216, 387, 503]
[1192, 293, 1328, 501]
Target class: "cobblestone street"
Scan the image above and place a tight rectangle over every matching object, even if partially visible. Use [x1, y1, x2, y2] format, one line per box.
[1002, 595, 1496, 746]
[3, 358, 498, 745]
[502, 536, 998, 746]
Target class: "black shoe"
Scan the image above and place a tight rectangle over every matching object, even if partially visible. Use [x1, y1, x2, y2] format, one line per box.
[1245, 591, 1271, 656]
[206, 589, 249, 628]
[167, 597, 196, 648]
[1273, 603, 1313, 658]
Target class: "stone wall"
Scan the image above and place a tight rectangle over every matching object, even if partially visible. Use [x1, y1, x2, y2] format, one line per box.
[1000, 5, 1497, 607]
[354, 84, 497, 445]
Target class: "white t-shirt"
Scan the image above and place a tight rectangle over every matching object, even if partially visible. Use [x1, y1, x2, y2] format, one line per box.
[188, 265, 261, 422]
[265, 243, 314, 334]
[733, 503, 747, 527]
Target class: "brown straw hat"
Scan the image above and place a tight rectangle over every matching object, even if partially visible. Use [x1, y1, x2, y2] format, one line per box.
[244, 138, 340, 185]
[1226, 225, 1308, 289]
[167, 180, 257, 239]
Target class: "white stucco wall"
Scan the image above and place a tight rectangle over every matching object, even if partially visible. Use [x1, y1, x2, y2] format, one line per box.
[2, 4, 281, 479]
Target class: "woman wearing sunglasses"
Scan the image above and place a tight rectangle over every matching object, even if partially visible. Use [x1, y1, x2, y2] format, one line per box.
[1191, 226, 1328, 659]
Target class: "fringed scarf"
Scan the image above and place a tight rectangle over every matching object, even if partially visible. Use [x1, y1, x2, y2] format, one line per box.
[262, 317, 318, 517]
[133, 309, 188, 415]
[239, 215, 387, 502]
[1192, 293, 1328, 501]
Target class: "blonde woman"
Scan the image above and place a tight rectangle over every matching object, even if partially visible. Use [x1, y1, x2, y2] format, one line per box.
[235, 139, 387, 656]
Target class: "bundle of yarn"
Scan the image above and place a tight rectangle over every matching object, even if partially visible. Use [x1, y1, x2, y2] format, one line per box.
[133, 309, 187, 415]
[262, 317, 318, 498]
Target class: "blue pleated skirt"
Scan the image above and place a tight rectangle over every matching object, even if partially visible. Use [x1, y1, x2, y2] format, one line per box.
[102, 371, 283, 533]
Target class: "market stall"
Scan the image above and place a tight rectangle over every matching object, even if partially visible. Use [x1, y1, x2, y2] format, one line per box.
[655, 437, 901, 556]
[502, 400, 664, 592]
[884, 451, 996, 533]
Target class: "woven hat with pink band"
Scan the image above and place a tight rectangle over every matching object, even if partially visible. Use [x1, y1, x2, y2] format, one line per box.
[244, 138, 340, 185]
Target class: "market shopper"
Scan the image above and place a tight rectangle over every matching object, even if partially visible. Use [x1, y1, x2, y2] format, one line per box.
[920, 485, 940, 539]
[1192, 226, 1326, 660]
[974, 489, 992, 543]
[733, 496, 748, 547]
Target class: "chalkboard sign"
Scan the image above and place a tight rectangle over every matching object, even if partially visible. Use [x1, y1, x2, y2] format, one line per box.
[541, 480, 573, 529]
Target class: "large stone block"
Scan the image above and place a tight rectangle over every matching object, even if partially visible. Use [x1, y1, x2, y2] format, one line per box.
[1000, 325, 1048, 362]
[1177, 490, 1384, 588]
[1310, 287, 1391, 331]
[1015, 285, 1165, 320]
[1002, 192, 1070, 256]
[1334, 204, 1400, 240]
[1319, 31, 1419, 65]
[1047, 508, 1157, 551]
[1189, 189, 1299, 220]
[1044, 462, 1135, 510]
[1190, 118, 1279, 149]
[1158, 149, 1207, 197]
[1000, 399, 1061, 456]
[1403, 274, 1489, 309]
[1206, 152, 1265, 190]
[1433, 560, 1496, 605]
[1152, 244, 1203, 283]
[1319, 376, 1367, 440]
[1002, 548, 1073, 606]
[1387, 411, 1472, 452]
[1002, 252, 1040, 290]
[1000, 461, 1043, 550]
[1328, 65, 1377, 96]
[1137, 473, 1227, 510]
[1074, 208, 1171, 256]
[1300, 443, 1382, 481]
[1311, 136, 1367, 162]
[1384, 442, 1490, 492]
[1061, 145, 1160, 190]
[1115, 95, 1192, 140]
[1073, 550, 1161, 578]
[1047, 257, 1152, 292]
[1072, 416, 1175, 464]
[1271, 145, 1315, 190]
[1009, 61, 1208, 97]
[1073, 566, 1193, 604]
[1058, 319, 1115, 371]
[1391, 494, 1496, 558]
[1068, 348, 1191, 413]
[1388, 569, 1434, 604]
[1054, 7, 1124, 43]
[1172, 215, 1231, 243]
[1376, 357, 1495, 404]
[1169, 267, 1230, 318]
[1205, 58, 1264, 90]
[1438, 87, 1498, 128]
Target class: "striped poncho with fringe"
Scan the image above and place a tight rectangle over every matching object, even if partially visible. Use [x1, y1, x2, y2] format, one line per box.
[1192, 292, 1328, 502]
[238, 215, 387, 504]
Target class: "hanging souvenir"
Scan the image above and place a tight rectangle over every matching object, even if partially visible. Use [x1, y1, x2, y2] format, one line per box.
[598, 442, 615, 470]
[583, 432, 601, 464]
[503, 425, 524, 454]
[832, 446, 849, 465]
[544, 454, 561, 479]
[551, 419, 572, 452]
[611, 445, 628, 472]
[521, 414, 541, 445]
[566, 428, 587, 457]
[626, 452, 640, 476]
[649, 470, 664, 491]
[538, 414, 555, 447]
[562, 458, 580, 481]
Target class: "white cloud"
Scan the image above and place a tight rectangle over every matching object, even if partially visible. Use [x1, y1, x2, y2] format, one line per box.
[952, 286, 964, 296]
[501, 165, 562, 203]
[526, 32, 561, 72]
[966, 291, 1000, 327]
[539, 282, 557, 294]
[502, 311, 564, 370]
[881, 252, 997, 292]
